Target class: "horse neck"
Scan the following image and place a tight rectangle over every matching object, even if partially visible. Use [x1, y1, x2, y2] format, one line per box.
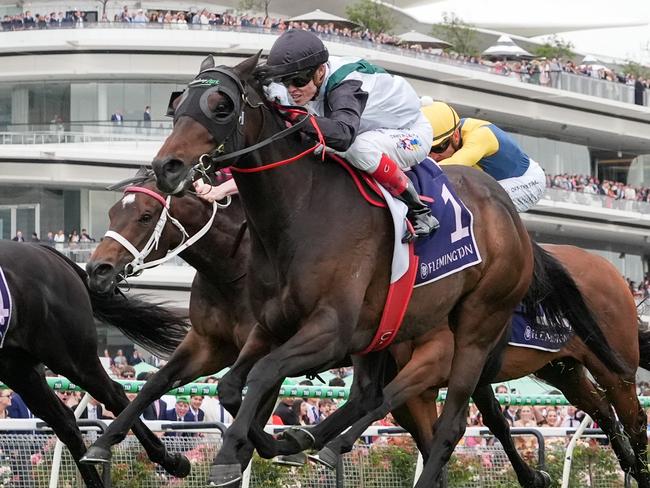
[233, 114, 316, 249]
[174, 196, 247, 286]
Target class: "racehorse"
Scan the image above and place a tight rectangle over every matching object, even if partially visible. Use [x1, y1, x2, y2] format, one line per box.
[150, 52, 627, 487]
[0, 241, 190, 487]
[84, 175, 647, 487]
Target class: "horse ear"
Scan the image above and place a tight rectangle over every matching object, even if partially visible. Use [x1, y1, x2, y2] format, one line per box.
[234, 50, 262, 81]
[200, 55, 215, 72]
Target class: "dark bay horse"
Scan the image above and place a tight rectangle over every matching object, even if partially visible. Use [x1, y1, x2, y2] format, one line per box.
[150, 53, 627, 487]
[84, 176, 646, 487]
[0, 241, 189, 487]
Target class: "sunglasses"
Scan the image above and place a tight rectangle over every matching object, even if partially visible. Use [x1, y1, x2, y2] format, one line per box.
[430, 137, 452, 154]
[278, 68, 316, 88]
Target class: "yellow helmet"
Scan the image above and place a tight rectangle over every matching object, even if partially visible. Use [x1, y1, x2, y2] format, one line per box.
[421, 101, 460, 147]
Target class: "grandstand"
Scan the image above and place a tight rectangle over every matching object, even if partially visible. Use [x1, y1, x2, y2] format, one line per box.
[0, 1, 648, 347]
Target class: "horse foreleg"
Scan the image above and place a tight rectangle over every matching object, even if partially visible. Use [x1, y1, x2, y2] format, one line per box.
[210, 308, 349, 487]
[82, 330, 238, 473]
[415, 309, 512, 488]
[319, 329, 453, 468]
[0, 356, 105, 488]
[472, 384, 551, 488]
[275, 352, 387, 457]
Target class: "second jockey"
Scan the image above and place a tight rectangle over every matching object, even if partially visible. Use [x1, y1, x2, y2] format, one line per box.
[198, 29, 438, 240]
[421, 100, 546, 212]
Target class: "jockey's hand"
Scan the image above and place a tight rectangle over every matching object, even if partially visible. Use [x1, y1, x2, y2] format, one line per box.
[193, 178, 238, 203]
[263, 82, 292, 107]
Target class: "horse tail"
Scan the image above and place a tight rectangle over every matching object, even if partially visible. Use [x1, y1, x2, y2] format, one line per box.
[523, 241, 627, 374]
[38, 244, 189, 359]
[638, 330, 650, 371]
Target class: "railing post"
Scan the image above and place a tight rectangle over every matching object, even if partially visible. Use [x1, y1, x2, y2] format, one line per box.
[561, 414, 592, 488]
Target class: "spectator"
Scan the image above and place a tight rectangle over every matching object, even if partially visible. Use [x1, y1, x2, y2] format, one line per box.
[46, 231, 55, 246]
[273, 397, 299, 425]
[292, 399, 311, 425]
[143, 105, 152, 129]
[132, 9, 148, 24]
[318, 399, 335, 420]
[6, 392, 29, 419]
[298, 379, 321, 424]
[111, 110, 123, 124]
[328, 376, 346, 387]
[80, 228, 95, 242]
[80, 397, 109, 420]
[562, 405, 584, 428]
[188, 395, 205, 422]
[127, 350, 142, 365]
[11, 231, 24, 242]
[119, 5, 131, 22]
[201, 376, 233, 424]
[120, 365, 136, 380]
[113, 349, 127, 367]
[635, 77, 646, 106]
[165, 396, 191, 421]
[30, 232, 39, 242]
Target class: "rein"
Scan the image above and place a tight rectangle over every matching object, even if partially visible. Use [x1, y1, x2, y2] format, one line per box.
[104, 186, 227, 276]
[196, 103, 327, 176]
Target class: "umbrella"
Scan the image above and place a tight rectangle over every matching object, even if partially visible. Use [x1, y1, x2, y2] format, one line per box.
[482, 35, 534, 60]
[134, 361, 158, 376]
[397, 30, 452, 49]
[581, 54, 601, 65]
[288, 9, 360, 29]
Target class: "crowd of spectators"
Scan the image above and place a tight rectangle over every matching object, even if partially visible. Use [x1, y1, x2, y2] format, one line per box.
[2, 6, 648, 101]
[547, 173, 650, 202]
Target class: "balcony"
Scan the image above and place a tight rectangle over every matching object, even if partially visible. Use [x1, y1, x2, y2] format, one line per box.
[0, 22, 648, 108]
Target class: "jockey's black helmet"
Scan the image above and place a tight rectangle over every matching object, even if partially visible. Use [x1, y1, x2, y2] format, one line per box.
[256, 30, 329, 82]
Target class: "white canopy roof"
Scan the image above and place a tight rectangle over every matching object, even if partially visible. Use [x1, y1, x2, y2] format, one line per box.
[482, 35, 534, 59]
[288, 9, 359, 28]
[397, 30, 452, 49]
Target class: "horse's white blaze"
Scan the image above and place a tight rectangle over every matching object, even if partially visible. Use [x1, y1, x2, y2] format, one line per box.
[121, 194, 136, 208]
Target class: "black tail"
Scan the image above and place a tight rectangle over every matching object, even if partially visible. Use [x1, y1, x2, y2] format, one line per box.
[39, 245, 189, 359]
[638, 330, 650, 371]
[523, 241, 627, 374]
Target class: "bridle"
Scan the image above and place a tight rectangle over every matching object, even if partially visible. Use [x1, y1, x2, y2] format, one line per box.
[170, 65, 326, 179]
[103, 186, 228, 277]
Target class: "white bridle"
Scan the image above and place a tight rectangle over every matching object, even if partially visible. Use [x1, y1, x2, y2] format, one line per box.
[103, 185, 228, 276]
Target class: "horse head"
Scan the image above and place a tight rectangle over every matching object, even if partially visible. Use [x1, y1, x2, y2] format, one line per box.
[153, 52, 264, 195]
[87, 175, 206, 293]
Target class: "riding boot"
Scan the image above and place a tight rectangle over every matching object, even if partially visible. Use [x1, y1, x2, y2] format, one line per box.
[371, 154, 439, 242]
[395, 180, 440, 241]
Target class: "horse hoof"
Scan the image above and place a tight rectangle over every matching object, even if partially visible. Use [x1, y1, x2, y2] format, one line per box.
[533, 470, 552, 488]
[164, 453, 191, 478]
[313, 446, 339, 470]
[80, 446, 112, 465]
[279, 427, 316, 452]
[209, 463, 242, 487]
[272, 452, 308, 467]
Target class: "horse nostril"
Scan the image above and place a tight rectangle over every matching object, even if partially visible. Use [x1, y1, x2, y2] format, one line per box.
[87, 262, 114, 279]
[164, 158, 185, 176]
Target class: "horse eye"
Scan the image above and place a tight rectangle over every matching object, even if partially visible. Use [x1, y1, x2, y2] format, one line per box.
[214, 102, 233, 117]
[139, 213, 152, 224]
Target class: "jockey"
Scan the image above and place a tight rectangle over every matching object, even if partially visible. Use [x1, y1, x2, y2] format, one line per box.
[420, 100, 546, 212]
[256, 29, 438, 240]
